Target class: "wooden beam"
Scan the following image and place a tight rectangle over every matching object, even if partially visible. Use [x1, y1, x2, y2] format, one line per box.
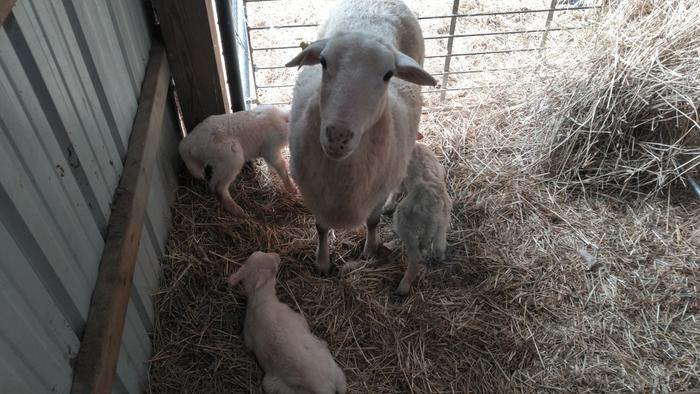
[154, 0, 229, 130]
[0, 0, 16, 25]
[70, 43, 170, 394]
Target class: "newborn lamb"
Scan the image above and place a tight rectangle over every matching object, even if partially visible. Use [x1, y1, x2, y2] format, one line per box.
[391, 143, 452, 295]
[179, 105, 295, 217]
[228, 252, 347, 394]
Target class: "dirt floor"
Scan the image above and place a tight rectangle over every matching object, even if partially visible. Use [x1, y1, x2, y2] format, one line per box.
[148, 1, 699, 392]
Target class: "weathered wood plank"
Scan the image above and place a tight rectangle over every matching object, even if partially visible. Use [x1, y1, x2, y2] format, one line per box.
[70, 43, 170, 394]
[154, 0, 229, 130]
[0, 0, 15, 25]
[131, 248, 156, 329]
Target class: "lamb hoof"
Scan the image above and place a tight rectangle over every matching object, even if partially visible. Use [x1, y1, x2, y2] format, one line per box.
[383, 240, 399, 251]
[395, 282, 411, 296]
[339, 260, 363, 276]
[284, 183, 298, 194]
[227, 207, 249, 219]
[382, 206, 396, 217]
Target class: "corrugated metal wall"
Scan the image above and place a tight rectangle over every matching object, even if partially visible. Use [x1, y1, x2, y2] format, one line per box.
[0, 1, 177, 393]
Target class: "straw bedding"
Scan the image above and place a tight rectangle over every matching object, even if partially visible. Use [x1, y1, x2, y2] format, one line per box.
[149, 1, 699, 392]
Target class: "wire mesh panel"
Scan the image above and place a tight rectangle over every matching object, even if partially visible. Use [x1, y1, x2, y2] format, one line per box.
[241, 0, 602, 109]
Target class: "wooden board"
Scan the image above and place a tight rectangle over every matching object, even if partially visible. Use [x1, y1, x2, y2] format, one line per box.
[0, 0, 14, 26]
[70, 43, 170, 394]
[154, 0, 229, 130]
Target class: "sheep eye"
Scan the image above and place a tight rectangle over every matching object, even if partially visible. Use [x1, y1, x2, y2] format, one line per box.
[383, 71, 393, 82]
[320, 56, 327, 70]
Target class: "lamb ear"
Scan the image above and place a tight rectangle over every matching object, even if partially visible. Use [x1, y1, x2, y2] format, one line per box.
[270, 253, 281, 271]
[285, 39, 329, 69]
[394, 51, 438, 86]
[227, 267, 245, 287]
[254, 275, 270, 290]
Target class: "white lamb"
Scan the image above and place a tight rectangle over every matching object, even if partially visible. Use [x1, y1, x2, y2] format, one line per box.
[285, 0, 437, 274]
[390, 143, 452, 295]
[178, 105, 296, 217]
[228, 251, 347, 394]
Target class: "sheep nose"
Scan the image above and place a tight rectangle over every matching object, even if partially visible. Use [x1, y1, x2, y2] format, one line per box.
[325, 125, 353, 145]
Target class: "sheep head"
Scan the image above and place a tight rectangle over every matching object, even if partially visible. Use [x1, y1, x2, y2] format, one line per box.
[286, 33, 436, 160]
[228, 251, 281, 294]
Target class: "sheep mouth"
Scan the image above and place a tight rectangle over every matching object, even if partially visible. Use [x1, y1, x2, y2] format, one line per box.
[320, 144, 354, 161]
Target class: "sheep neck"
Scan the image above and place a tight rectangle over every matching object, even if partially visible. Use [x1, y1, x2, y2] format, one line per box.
[246, 280, 278, 307]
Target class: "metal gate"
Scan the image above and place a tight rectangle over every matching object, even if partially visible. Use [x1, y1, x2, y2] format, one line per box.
[236, 0, 601, 109]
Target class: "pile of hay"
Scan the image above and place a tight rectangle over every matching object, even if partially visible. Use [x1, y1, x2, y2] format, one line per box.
[149, 1, 699, 392]
[523, 0, 700, 195]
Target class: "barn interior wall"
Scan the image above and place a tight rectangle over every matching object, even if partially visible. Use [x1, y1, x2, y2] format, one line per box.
[0, 1, 178, 393]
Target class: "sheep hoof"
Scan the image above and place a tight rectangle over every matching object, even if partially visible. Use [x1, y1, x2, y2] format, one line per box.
[361, 244, 378, 259]
[314, 261, 331, 276]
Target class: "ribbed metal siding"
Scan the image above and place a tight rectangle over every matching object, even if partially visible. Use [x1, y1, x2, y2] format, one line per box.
[0, 1, 172, 393]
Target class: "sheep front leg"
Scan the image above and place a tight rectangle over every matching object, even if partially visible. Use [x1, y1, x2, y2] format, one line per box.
[397, 243, 425, 296]
[362, 204, 383, 259]
[315, 223, 331, 275]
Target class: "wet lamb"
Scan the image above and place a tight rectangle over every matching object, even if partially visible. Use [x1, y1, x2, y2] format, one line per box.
[228, 252, 347, 394]
[178, 105, 296, 217]
[391, 143, 452, 295]
[285, 0, 437, 274]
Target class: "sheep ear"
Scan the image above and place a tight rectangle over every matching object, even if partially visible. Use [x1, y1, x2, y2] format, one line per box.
[395, 52, 437, 86]
[285, 39, 329, 69]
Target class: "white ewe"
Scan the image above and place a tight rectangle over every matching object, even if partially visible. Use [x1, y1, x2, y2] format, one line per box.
[285, 0, 437, 274]
[178, 105, 295, 217]
[228, 252, 347, 394]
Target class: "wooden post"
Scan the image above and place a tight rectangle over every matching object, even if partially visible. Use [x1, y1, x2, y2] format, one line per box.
[154, 0, 229, 130]
[0, 0, 16, 25]
[70, 43, 170, 394]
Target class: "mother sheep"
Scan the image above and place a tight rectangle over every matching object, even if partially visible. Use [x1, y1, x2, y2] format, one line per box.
[286, 0, 436, 275]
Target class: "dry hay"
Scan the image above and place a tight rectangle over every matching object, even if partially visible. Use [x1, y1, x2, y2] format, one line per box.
[522, 0, 700, 196]
[149, 1, 699, 392]
[148, 115, 699, 393]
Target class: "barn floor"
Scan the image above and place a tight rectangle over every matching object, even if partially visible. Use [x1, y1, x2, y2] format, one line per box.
[148, 107, 699, 393]
[148, 0, 699, 391]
